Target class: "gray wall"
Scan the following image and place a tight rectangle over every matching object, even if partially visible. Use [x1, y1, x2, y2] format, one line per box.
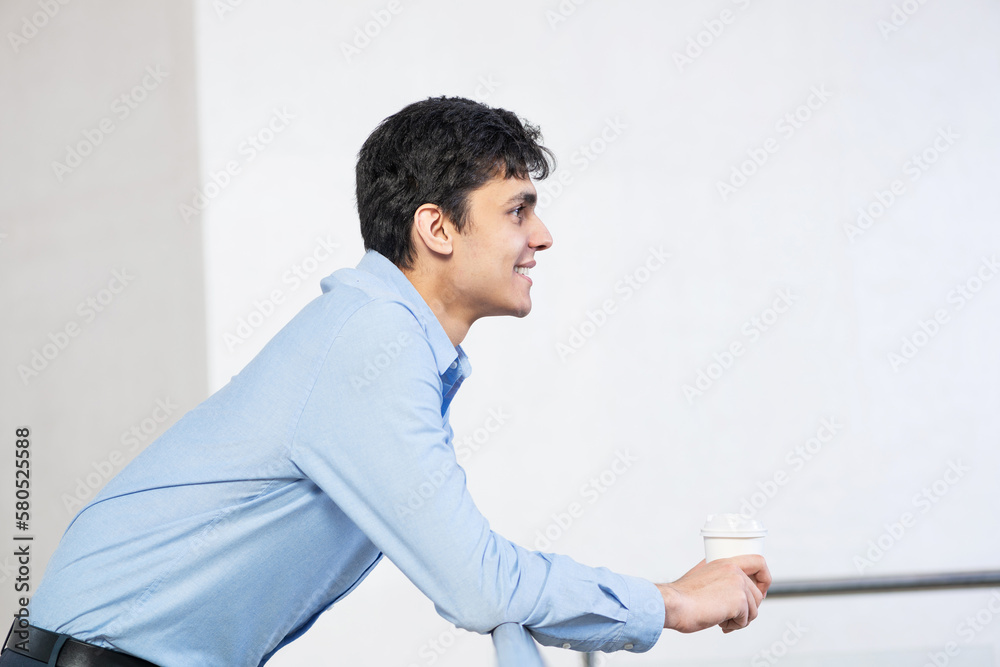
[0, 0, 206, 628]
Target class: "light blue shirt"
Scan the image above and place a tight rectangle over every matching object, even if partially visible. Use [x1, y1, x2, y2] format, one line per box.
[31, 250, 665, 666]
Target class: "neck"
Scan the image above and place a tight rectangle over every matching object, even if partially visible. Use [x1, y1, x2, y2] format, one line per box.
[401, 265, 471, 347]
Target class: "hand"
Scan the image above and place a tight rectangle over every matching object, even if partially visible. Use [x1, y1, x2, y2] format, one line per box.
[656, 555, 771, 634]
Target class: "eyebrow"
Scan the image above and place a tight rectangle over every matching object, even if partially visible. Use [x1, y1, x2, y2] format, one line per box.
[502, 191, 537, 208]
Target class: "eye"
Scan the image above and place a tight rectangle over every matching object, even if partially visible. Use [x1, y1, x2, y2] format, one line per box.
[511, 205, 526, 221]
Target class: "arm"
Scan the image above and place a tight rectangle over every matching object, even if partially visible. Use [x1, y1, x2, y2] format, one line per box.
[289, 300, 664, 652]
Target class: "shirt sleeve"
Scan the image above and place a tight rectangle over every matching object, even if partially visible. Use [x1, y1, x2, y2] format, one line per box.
[288, 300, 665, 653]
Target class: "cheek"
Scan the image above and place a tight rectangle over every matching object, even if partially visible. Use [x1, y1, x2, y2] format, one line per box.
[503, 236, 525, 265]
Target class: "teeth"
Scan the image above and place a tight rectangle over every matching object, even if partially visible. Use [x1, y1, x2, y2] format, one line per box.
[515, 266, 530, 276]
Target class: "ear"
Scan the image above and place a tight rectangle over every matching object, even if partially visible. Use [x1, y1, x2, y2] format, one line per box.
[411, 203, 455, 258]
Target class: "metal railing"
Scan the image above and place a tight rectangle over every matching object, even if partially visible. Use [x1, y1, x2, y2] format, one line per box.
[765, 569, 1000, 598]
[492, 622, 545, 667]
[490, 570, 1000, 667]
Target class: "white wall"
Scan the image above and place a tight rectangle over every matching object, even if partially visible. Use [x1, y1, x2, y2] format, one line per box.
[194, 1, 1000, 665]
[3, 1, 998, 665]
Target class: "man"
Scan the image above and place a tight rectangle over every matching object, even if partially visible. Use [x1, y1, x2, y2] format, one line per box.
[7, 97, 770, 666]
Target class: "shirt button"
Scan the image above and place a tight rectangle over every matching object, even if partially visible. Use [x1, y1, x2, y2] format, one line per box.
[624, 643, 634, 650]
[561, 643, 571, 649]
[449, 361, 458, 369]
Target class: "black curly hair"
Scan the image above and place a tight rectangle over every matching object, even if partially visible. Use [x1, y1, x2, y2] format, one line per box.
[356, 96, 555, 269]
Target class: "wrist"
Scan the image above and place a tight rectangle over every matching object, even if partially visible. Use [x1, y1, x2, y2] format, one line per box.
[656, 583, 682, 631]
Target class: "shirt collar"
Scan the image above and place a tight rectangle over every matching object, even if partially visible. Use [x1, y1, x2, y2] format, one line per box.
[355, 250, 470, 379]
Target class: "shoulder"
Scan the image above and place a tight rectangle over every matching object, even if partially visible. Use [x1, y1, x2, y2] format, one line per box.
[320, 267, 429, 339]
[337, 296, 427, 346]
[319, 299, 438, 396]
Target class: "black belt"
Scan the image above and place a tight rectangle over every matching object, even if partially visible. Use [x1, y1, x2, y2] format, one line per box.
[4, 624, 159, 667]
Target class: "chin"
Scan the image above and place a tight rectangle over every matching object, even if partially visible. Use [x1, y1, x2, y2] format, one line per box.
[490, 302, 532, 318]
[512, 302, 532, 318]
[486, 295, 532, 318]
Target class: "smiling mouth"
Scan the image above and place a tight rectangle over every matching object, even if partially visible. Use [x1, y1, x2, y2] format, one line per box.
[514, 265, 533, 286]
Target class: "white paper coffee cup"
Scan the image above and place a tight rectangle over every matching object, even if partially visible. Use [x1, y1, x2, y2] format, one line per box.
[701, 514, 767, 562]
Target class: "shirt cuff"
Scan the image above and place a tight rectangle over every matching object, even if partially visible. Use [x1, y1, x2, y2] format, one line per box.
[615, 574, 665, 653]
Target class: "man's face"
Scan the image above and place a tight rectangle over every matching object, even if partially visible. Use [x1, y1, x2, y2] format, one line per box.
[446, 175, 552, 321]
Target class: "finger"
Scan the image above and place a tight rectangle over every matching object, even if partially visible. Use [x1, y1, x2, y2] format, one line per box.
[720, 614, 745, 633]
[749, 575, 765, 607]
[722, 583, 758, 632]
[752, 560, 773, 596]
[734, 555, 773, 596]
[729, 592, 752, 630]
[745, 583, 759, 624]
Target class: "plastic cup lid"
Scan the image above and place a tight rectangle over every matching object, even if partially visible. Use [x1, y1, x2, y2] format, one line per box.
[700, 513, 768, 538]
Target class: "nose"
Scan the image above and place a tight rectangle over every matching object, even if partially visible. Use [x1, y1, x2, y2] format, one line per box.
[530, 213, 553, 251]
